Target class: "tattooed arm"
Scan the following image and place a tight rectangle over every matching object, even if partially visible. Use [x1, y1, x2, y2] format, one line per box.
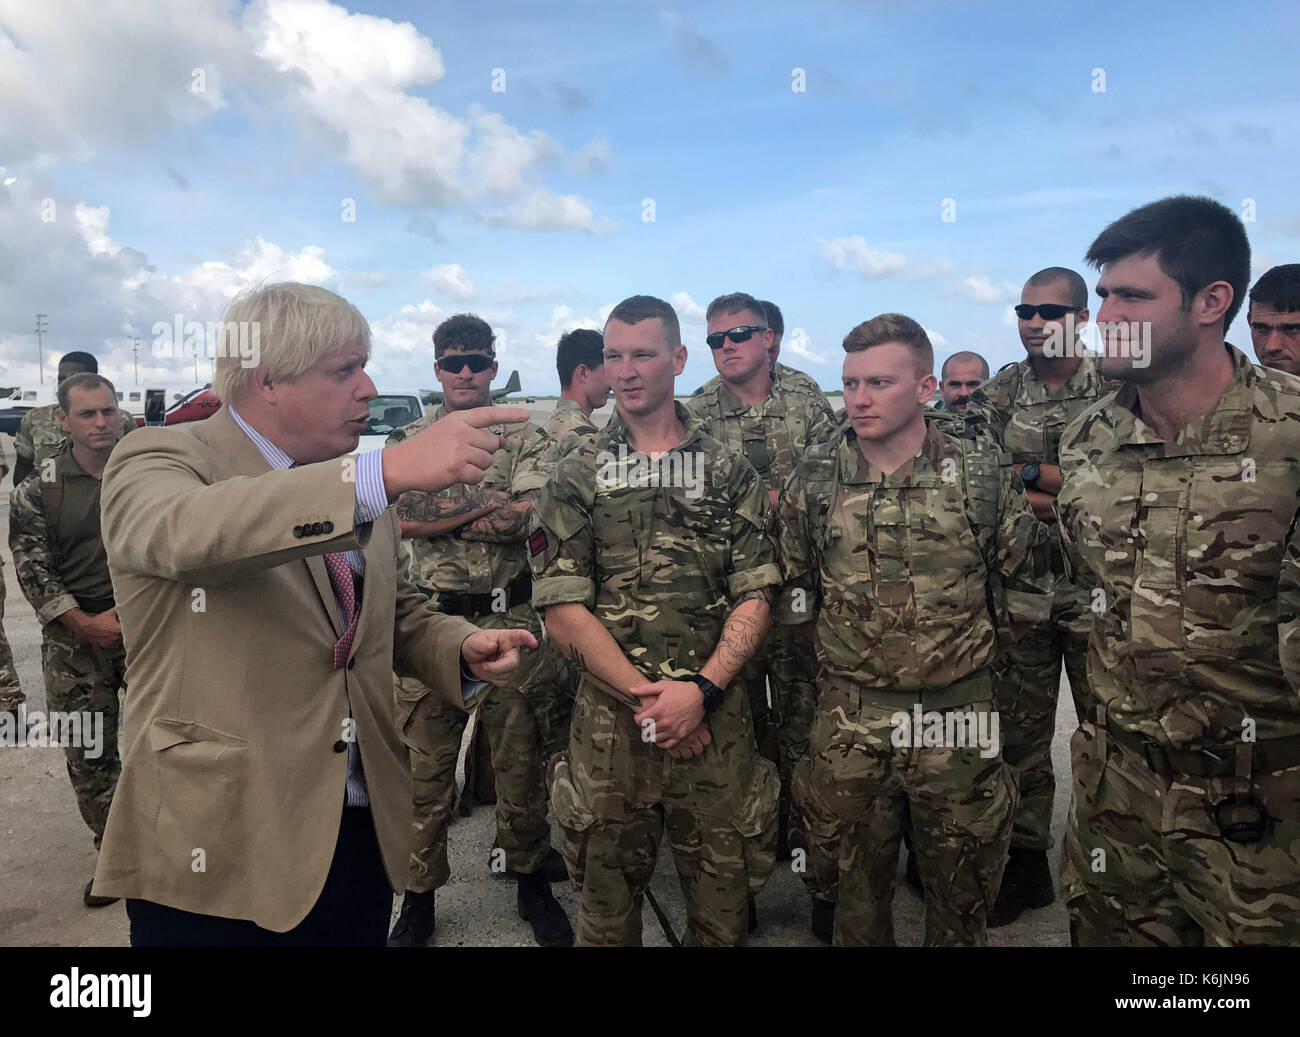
[395, 488, 500, 539]
[699, 587, 774, 688]
[542, 603, 655, 710]
[457, 489, 539, 543]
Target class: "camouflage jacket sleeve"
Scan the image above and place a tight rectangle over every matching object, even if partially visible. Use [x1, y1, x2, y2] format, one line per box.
[962, 379, 1009, 448]
[7, 475, 78, 624]
[0, 435, 8, 480]
[14, 409, 35, 462]
[726, 456, 782, 598]
[528, 447, 595, 609]
[992, 463, 1054, 635]
[775, 463, 817, 624]
[1053, 427, 1092, 590]
[804, 389, 839, 449]
[1278, 506, 1300, 693]
[511, 425, 555, 497]
[118, 411, 137, 439]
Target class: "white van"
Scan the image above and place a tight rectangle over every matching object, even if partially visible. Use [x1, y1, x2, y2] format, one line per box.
[355, 390, 425, 453]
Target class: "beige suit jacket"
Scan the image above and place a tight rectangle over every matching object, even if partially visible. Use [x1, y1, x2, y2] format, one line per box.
[91, 407, 480, 931]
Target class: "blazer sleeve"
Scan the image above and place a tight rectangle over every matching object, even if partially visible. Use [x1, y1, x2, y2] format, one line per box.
[390, 525, 484, 712]
[101, 427, 371, 586]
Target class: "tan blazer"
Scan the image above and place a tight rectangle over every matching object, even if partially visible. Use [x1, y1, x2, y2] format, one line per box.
[91, 407, 481, 932]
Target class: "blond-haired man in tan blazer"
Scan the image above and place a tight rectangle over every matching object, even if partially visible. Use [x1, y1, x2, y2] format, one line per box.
[91, 282, 536, 946]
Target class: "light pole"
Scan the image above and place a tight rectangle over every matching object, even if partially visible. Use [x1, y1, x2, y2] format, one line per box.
[35, 314, 47, 384]
[132, 337, 140, 385]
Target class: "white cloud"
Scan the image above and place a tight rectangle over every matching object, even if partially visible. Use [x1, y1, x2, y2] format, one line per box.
[422, 263, 476, 300]
[483, 193, 618, 234]
[1, 0, 610, 228]
[785, 327, 828, 364]
[0, 175, 336, 386]
[817, 236, 952, 279]
[568, 138, 611, 174]
[1001, 305, 1019, 328]
[670, 291, 707, 322]
[949, 275, 1017, 304]
[922, 326, 951, 349]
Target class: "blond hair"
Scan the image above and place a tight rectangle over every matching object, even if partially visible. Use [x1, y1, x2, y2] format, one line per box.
[213, 282, 371, 402]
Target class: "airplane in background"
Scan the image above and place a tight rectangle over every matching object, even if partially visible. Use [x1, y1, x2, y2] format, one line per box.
[420, 369, 520, 409]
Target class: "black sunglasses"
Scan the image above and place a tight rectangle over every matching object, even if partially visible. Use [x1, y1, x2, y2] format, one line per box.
[437, 353, 494, 373]
[1014, 304, 1081, 321]
[706, 325, 768, 349]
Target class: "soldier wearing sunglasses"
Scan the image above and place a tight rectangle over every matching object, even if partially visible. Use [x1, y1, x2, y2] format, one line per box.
[688, 292, 837, 938]
[386, 314, 573, 948]
[961, 268, 1119, 928]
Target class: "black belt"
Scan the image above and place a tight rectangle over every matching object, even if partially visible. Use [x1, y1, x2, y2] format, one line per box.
[1094, 706, 1300, 777]
[419, 572, 532, 619]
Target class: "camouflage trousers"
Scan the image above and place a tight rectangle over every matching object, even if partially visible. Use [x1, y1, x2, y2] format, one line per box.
[0, 563, 25, 711]
[41, 620, 125, 848]
[742, 622, 820, 892]
[400, 605, 558, 892]
[1062, 720, 1300, 946]
[547, 679, 779, 946]
[996, 606, 1090, 852]
[548, 746, 780, 947]
[793, 683, 1018, 946]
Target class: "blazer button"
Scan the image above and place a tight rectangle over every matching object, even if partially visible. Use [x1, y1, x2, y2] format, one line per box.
[347, 657, 356, 670]
[311, 522, 324, 535]
[322, 520, 334, 534]
[293, 525, 304, 538]
[332, 740, 347, 753]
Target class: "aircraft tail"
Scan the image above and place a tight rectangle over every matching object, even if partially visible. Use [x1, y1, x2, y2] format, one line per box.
[492, 370, 521, 399]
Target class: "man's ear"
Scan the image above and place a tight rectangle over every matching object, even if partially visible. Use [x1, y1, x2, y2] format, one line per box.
[918, 373, 938, 403]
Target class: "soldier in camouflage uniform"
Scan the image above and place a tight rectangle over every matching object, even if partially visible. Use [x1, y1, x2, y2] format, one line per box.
[688, 294, 836, 930]
[12, 351, 136, 486]
[0, 434, 25, 715]
[8, 374, 127, 908]
[386, 315, 572, 948]
[778, 315, 1053, 946]
[1058, 196, 1300, 946]
[531, 329, 611, 762]
[961, 268, 1122, 926]
[530, 295, 782, 947]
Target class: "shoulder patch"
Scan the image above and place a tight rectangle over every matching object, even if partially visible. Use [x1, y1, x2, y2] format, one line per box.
[528, 527, 549, 557]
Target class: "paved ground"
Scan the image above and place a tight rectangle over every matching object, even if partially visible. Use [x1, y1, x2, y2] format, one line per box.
[0, 408, 1075, 947]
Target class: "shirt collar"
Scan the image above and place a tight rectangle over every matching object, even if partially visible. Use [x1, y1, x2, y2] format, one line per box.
[227, 404, 295, 470]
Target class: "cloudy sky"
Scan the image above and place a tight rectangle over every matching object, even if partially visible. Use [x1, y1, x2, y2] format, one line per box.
[3, 0, 1297, 396]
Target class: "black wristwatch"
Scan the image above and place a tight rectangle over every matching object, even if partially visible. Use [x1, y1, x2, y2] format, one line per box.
[688, 673, 725, 713]
[1019, 461, 1041, 491]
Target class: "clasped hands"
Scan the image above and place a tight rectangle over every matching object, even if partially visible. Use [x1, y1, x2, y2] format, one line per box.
[629, 679, 712, 760]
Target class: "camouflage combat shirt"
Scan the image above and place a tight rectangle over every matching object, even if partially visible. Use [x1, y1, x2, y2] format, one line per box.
[778, 418, 1053, 706]
[386, 404, 552, 593]
[1058, 344, 1300, 749]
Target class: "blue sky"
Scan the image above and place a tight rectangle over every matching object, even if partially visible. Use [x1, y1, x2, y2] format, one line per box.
[3, 0, 1297, 395]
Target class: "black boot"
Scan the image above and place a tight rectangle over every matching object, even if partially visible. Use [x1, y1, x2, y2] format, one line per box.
[83, 879, 119, 909]
[517, 869, 574, 947]
[387, 889, 436, 946]
[988, 848, 1055, 928]
[810, 897, 835, 944]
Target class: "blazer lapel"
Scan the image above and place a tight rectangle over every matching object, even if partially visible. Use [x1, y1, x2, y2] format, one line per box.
[202, 406, 344, 637]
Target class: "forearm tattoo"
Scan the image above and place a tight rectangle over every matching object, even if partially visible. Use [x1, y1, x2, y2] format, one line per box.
[396, 489, 495, 524]
[459, 490, 537, 542]
[716, 588, 773, 674]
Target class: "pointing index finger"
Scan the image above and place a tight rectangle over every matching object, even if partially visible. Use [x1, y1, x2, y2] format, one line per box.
[458, 406, 532, 428]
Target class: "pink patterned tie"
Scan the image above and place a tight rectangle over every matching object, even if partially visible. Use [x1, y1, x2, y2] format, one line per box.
[324, 552, 360, 669]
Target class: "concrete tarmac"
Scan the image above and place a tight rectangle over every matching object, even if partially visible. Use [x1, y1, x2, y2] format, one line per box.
[0, 407, 1074, 947]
